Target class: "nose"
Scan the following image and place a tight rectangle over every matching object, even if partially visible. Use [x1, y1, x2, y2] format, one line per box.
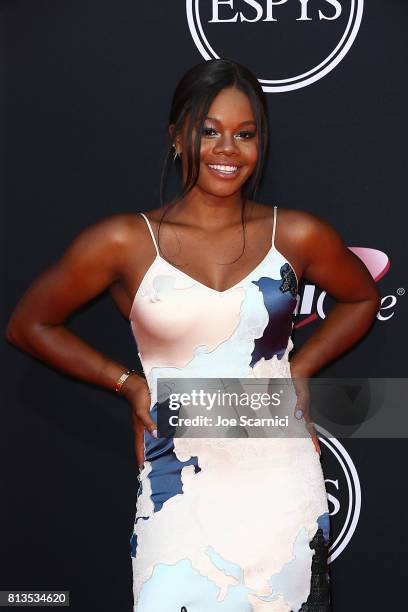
[212, 132, 239, 156]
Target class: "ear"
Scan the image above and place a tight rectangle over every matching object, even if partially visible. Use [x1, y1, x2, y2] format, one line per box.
[168, 124, 182, 153]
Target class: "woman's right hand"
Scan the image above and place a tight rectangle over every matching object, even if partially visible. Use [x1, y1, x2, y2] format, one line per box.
[121, 374, 157, 470]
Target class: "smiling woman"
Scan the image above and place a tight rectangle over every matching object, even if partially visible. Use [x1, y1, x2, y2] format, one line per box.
[126, 60, 334, 612]
[5, 58, 380, 612]
[199, 110, 258, 179]
[161, 58, 268, 208]
[175, 87, 259, 196]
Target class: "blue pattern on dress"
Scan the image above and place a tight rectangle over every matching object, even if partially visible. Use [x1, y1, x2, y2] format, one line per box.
[250, 270, 297, 367]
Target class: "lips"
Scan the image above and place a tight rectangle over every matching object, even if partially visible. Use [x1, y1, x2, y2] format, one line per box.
[206, 163, 241, 179]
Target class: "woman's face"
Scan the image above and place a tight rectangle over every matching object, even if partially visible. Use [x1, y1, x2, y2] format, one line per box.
[177, 86, 259, 199]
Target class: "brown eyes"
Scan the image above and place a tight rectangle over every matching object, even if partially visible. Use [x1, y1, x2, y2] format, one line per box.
[201, 127, 256, 140]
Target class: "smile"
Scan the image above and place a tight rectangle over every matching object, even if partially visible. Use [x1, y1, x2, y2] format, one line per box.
[207, 164, 241, 178]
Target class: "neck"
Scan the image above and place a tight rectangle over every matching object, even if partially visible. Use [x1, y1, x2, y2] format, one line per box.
[169, 187, 250, 229]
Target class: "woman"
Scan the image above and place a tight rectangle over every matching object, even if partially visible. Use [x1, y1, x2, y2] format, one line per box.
[6, 59, 380, 611]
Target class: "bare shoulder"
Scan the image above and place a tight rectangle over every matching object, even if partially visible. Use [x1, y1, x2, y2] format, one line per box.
[248, 201, 317, 228]
[253, 203, 332, 233]
[251, 202, 352, 280]
[271, 205, 379, 302]
[279, 207, 340, 237]
[255, 203, 346, 251]
[79, 211, 145, 242]
[67, 211, 149, 256]
[50, 211, 152, 289]
[277, 207, 348, 257]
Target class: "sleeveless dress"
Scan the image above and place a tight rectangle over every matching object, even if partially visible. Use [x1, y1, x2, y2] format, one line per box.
[128, 206, 331, 612]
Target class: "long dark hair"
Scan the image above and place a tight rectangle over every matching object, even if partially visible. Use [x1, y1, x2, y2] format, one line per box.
[157, 58, 269, 266]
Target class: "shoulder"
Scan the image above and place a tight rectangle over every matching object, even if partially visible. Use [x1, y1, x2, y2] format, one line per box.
[253, 202, 344, 244]
[247, 201, 311, 226]
[272, 206, 359, 292]
[254, 202, 332, 230]
[60, 212, 152, 270]
[91, 211, 146, 236]
[279, 207, 347, 260]
[251, 203, 349, 279]
[71, 211, 149, 246]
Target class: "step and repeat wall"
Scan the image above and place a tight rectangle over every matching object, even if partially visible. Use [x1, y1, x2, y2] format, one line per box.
[2, 1, 407, 610]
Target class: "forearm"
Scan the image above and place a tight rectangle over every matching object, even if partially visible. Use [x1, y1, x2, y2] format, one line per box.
[6, 323, 140, 394]
[290, 296, 380, 377]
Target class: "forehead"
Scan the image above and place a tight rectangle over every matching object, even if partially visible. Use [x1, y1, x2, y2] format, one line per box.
[207, 87, 255, 124]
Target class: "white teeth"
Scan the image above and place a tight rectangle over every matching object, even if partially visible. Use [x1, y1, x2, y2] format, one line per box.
[208, 164, 239, 174]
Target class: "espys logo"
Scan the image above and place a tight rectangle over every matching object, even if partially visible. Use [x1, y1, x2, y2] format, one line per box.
[186, 0, 364, 92]
[318, 427, 361, 562]
[295, 247, 397, 329]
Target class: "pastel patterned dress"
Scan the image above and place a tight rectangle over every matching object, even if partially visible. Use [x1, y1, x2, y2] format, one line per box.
[128, 206, 331, 611]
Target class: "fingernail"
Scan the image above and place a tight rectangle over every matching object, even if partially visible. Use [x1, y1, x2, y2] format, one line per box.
[151, 428, 158, 438]
[295, 409, 304, 419]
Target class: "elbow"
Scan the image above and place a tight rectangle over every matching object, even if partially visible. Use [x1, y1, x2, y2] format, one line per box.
[5, 315, 50, 353]
[5, 322, 24, 347]
[5, 314, 33, 349]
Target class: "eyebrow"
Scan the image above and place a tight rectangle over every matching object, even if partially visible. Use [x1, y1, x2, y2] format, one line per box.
[205, 116, 257, 127]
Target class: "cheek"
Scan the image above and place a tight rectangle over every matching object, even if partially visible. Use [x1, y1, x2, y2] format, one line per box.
[246, 141, 259, 166]
[199, 141, 212, 161]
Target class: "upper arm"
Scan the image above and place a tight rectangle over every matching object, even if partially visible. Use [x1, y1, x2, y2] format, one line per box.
[6, 214, 135, 336]
[296, 211, 380, 303]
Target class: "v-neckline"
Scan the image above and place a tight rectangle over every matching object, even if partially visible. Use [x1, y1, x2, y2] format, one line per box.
[128, 207, 299, 321]
[154, 245, 275, 295]
[128, 244, 299, 322]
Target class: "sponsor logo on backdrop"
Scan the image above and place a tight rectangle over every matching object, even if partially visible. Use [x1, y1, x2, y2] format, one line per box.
[186, 0, 364, 92]
[295, 247, 401, 329]
[318, 427, 361, 562]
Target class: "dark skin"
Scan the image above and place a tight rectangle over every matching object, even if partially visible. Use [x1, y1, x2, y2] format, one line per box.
[5, 87, 381, 466]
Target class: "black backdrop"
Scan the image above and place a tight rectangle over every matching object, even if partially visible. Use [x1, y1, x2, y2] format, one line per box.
[2, 1, 408, 610]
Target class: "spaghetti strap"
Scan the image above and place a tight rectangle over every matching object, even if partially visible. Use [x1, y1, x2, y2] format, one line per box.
[272, 205, 278, 249]
[139, 213, 159, 256]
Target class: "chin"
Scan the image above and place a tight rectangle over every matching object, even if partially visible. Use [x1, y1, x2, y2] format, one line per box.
[201, 182, 244, 198]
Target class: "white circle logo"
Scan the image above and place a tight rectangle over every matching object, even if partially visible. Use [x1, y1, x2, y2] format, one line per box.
[186, 0, 364, 92]
[317, 426, 361, 562]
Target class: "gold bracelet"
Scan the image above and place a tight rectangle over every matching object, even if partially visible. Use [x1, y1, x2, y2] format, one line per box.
[115, 369, 137, 394]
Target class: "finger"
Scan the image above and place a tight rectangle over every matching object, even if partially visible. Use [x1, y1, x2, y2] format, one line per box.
[133, 407, 158, 439]
[293, 390, 310, 420]
[134, 419, 145, 469]
[298, 409, 318, 443]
